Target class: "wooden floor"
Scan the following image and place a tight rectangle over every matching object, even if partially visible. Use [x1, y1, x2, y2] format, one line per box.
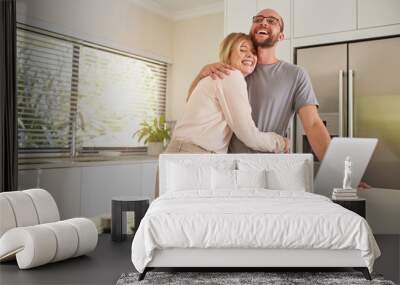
[0, 234, 398, 285]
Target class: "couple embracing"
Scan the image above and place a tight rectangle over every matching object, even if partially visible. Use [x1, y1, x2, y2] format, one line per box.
[158, 9, 331, 197]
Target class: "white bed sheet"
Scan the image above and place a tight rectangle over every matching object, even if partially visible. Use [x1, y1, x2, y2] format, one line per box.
[131, 190, 380, 273]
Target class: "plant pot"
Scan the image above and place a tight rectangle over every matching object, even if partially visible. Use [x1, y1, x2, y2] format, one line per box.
[147, 142, 164, 155]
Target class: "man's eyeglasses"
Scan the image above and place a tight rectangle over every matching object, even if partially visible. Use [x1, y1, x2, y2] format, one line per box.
[252, 15, 280, 26]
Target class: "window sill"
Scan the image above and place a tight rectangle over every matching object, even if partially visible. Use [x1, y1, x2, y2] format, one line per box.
[18, 154, 159, 170]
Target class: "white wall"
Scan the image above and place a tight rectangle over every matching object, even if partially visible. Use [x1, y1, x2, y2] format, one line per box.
[167, 13, 224, 121]
[16, 0, 173, 62]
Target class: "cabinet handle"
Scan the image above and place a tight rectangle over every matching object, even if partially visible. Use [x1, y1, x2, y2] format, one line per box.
[338, 70, 344, 137]
[348, 70, 354, 138]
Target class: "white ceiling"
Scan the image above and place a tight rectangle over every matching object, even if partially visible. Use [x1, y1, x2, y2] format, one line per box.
[130, 0, 224, 20]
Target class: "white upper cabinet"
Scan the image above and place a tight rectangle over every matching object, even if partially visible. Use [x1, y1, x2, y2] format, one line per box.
[293, 0, 357, 38]
[358, 0, 400, 29]
[224, 0, 257, 35]
[257, 0, 291, 39]
[276, 39, 291, 63]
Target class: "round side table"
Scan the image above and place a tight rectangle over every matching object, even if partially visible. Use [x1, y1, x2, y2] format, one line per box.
[111, 196, 149, 242]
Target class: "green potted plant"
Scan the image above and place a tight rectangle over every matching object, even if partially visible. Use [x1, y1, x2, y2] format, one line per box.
[134, 115, 171, 155]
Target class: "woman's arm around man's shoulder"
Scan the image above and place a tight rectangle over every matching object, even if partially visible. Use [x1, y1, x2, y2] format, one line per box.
[187, 63, 235, 101]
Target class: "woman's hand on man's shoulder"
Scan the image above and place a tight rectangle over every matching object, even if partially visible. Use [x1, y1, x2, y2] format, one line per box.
[199, 62, 235, 80]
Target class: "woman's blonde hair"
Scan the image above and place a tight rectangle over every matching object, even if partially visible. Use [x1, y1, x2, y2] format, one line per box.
[219, 32, 253, 64]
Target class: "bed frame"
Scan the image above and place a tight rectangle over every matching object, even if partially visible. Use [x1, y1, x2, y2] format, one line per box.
[139, 154, 372, 281]
[139, 249, 371, 280]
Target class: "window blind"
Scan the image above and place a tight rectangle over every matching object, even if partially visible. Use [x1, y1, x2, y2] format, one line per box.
[17, 28, 75, 150]
[16, 25, 167, 152]
[77, 46, 167, 147]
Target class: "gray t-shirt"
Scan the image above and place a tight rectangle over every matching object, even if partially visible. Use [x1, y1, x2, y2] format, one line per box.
[229, 60, 318, 153]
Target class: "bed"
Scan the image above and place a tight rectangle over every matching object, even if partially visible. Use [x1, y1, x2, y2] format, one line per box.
[131, 154, 380, 280]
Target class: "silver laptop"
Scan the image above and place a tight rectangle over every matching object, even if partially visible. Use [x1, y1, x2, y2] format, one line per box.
[314, 137, 378, 197]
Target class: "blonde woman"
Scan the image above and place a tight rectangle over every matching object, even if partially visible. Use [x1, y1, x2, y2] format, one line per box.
[165, 32, 288, 155]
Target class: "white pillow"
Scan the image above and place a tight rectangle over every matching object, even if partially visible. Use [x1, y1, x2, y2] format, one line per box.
[237, 169, 267, 189]
[211, 168, 268, 190]
[267, 162, 307, 191]
[237, 159, 310, 191]
[211, 168, 236, 190]
[167, 162, 211, 191]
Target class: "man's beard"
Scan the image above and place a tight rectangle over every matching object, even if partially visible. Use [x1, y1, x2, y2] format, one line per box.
[251, 33, 279, 48]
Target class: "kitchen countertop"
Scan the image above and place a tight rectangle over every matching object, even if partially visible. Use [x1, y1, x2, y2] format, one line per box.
[18, 154, 159, 170]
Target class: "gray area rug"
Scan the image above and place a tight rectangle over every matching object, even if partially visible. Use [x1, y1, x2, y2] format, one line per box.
[116, 271, 396, 285]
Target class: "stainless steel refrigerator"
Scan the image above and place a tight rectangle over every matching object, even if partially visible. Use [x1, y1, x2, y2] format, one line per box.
[295, 36, 400, 191]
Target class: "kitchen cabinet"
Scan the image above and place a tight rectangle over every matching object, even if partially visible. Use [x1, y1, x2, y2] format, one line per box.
[224, 0, 256, 35]
[39, 168, 81, 219]
[275, 39, 291, 63]
[80, 164, 142, 218]
[358, 0, 400, 29]
[18, 159, 158, 221]
[225, 0, 400, 46]
[293, 0, 357, 37]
